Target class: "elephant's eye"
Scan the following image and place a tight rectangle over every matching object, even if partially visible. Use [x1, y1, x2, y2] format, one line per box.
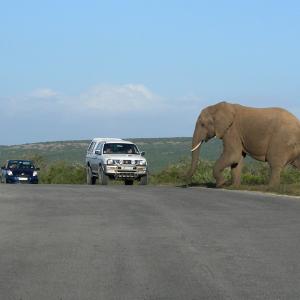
[201, 123, 205, 127]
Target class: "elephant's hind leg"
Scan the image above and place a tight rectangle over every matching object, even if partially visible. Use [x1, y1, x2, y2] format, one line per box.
[268, 158, 287, 187]
[267, 144, 292, 187]
[269, 165, 283, 187]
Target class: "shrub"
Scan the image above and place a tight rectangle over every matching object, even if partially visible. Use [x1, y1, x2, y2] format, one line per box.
[281, 166, 300, 184]
[241, 162, 269, 185]
[18, 153, 300, 189]
[150, 161, 187, 185]
[150, 160, 219, 185]
[40, 161, 86, 184]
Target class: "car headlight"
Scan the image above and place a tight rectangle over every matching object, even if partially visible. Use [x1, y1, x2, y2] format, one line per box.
[7, 170, 13, 176]
[106, 159, 115, 165]
[33, 171, 38, 177]
[135, 160, 146, 166]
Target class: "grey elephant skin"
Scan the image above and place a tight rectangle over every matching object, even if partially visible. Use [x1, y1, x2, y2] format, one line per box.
[188, 101, 300, 187]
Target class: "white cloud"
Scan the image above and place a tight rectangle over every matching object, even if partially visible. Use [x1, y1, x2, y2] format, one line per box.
[78, 83, 164, 113]
[0, 84, 206, 144]
[30, 88, 59, 99]
[2, 84, 204, 116]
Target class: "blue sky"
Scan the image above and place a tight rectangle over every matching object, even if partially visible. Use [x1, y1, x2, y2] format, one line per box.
[0, 0, 300, 144]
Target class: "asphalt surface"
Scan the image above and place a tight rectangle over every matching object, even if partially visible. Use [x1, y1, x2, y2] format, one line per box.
[1, 185, 300, 300]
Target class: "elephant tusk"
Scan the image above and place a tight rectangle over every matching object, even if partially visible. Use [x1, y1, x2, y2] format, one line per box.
[191, 141, 202, 152]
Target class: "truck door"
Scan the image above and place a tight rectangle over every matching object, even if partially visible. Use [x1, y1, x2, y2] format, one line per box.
[89, 142, 99, 172]
[93, 143, 104, 170]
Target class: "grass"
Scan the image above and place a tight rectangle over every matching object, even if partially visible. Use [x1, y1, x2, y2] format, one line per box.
[150, 160, 300, 196]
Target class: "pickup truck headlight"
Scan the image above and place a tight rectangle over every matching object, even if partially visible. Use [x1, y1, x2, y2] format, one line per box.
[33, 171, 38, 177]
[106, 159, 115, 165]
[135, 160, 146, 166]
[7, 170, 13, 176]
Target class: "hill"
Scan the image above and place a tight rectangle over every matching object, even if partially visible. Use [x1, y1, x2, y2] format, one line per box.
[0, 138, 223, 173]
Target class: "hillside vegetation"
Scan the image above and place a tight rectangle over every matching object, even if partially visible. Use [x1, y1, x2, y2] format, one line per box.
[0, 138, 223, 173]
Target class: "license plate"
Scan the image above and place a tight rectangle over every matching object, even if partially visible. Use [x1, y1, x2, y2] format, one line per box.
[18, 177, 28, 181]
[122, 166, 134, 171]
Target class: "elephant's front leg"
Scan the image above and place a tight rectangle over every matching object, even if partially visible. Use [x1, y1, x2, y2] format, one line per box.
[231, 156, 244, 187]
[213, 152, 242, 188]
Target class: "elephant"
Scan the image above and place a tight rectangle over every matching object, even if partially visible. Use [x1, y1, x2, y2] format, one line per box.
[187, 101, 300, 187]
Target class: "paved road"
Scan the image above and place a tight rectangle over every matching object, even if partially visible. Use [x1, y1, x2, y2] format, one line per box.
[1, 185, 300, 300]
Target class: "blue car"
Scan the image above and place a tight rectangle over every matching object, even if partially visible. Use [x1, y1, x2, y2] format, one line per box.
[1, 160, 39, 184]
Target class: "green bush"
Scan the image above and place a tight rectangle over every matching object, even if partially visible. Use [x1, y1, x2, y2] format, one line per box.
[241, 162, 269, 185]
[281, 166, 300, 184]
[15, 153, 300, 188]
[40, 161, 86, 184]
[150, 161, 187, 185]
[151, 160, 218, 185]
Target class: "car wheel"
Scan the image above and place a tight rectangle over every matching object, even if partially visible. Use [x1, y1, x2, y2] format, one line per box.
[86, 166, 96, 185]
[124, 179, 134, 185]
[140, 174, 148, 185]
[98, 166, 109, 185]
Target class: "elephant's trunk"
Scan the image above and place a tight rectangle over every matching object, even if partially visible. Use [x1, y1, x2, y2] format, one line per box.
[186, 125, 203, 182]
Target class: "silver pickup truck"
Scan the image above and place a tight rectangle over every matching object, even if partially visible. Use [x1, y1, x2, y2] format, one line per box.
[85, 138, 148, 185]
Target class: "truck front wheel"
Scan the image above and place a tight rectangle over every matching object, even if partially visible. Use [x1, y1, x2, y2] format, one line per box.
[140, 174, 148, 185]
[87, 166, 96, 185]
[98, 166, 109, 185]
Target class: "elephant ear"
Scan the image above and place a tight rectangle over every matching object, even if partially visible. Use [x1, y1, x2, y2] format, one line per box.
[212, 102, 236, 138]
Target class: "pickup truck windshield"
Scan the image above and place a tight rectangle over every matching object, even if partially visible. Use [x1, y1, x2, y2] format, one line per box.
[103, 143, 139, 154]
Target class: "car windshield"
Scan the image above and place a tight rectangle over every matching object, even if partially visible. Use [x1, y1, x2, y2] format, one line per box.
[8, 160, 35, 169]
[103, 143, 139, 154]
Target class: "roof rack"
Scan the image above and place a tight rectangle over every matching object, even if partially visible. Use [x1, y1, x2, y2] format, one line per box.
[91, 138, 135, 144]
[92, 137, 121, 141]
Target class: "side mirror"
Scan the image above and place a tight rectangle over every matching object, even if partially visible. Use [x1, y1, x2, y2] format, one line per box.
[35, 167, 40, 171]
[141, 151, 145, 156]
[95, 150, 101, 155]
